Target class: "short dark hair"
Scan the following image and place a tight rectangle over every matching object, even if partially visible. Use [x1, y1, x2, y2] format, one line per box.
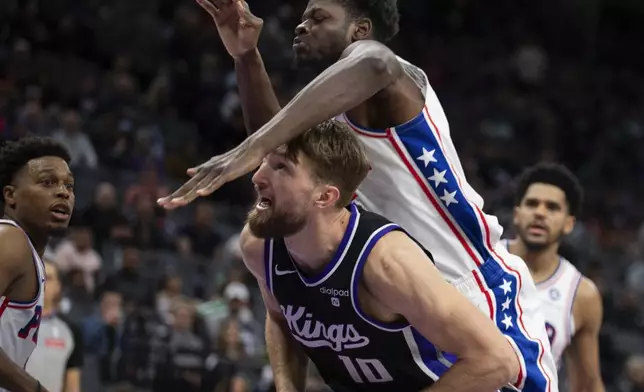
[0, 137, 71, 202]
[340, 0, 400, 42]
[284, 120, 370, 207]
[514, 163, 583, 217]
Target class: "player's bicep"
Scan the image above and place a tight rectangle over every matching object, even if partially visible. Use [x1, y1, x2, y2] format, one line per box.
[239, 225, 284, 319]
[0, 226, 31, 296]
[365, 232, 509, 358]
[566, 278, 604, 390]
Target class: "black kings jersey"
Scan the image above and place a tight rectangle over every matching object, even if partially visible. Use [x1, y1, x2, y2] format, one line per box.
[264, 203, 458, 392]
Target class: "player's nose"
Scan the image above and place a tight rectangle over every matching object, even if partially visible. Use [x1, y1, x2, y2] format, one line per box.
[55, 185, 72, 200]
[295, 22, 309, 37]
[251, 165, 269, 187]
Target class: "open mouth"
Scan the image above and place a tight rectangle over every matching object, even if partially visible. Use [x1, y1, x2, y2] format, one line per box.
[527, 223, 547, 235]
[50, 204, 71, 220]
[256, 197, 272, 211]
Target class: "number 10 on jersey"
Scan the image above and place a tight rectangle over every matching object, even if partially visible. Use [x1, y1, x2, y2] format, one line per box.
[338, 355, 393, 383]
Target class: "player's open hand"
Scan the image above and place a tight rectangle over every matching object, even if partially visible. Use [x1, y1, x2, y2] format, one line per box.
[157, 141, 265, 209]
[197, 0, 263, 59]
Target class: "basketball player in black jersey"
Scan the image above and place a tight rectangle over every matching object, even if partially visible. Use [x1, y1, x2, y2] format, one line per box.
[239, 121, 518, 392]
[0, 137, 73, 392]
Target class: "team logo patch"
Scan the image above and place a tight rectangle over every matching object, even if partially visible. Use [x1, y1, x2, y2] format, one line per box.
[549, 288, 560, 301]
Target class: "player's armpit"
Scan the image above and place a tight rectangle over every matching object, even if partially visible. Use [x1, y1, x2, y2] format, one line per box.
[566, 277, 605, 392]
[0, 225, 33, 299]
[363, 231, 518, 392]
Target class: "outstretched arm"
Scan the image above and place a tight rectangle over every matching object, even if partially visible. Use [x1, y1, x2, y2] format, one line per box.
[196, 0, 280, 134]
[158, 40, 403, 207]
[0, 227, 49, 392]
[364, 231, 519, 392]
[245, 40, 402, 156]
[565, 278, 605, 392]
[239, 226, 309, 391]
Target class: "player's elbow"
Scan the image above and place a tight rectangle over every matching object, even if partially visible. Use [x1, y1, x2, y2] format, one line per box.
[364, 53, 400, 81]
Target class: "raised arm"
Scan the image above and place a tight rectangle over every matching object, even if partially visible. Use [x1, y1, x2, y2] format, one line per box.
[196, 0, 281, 134]
[245, 40, 401, 156]
[565, 278, 605, 392]
[158, 40, 402, 207]
[0, 226, 48, 392]
[363, 231, 519, 392]
[239, 225, 309, 392]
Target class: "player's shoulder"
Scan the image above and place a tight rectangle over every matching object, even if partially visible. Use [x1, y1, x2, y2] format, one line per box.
[0, 223, 33, 267]
[573, 275, 603, 330]
[363, 230, 419, 278]
[575, 276, 602, 309]
[239, 224, 266, 279]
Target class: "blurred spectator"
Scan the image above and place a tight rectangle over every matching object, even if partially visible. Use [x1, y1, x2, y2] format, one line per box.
[620, 355, 644, 392]
[130, 194, 168, 250]
[156, 275, 184, 324]
[125, 166, 169, 207]
[176, 201, 223, 258]
[80, 182, 131, 251]
[53, 223, 102, 294]
[52, 108, 98, 169]
[101, 241, 151, 308]
[83, 291, 124, 385]
[26, 261, 84, 392]
[152, 297, 210, 392]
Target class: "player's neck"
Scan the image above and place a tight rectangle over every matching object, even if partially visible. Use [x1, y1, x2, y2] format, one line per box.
[2, 212, 48, 256]
[284, 208, 351, 276]
[508, 239, 561, 283]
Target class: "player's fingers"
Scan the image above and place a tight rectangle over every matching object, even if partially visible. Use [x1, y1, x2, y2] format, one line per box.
[196, 0, 218, 16]
[186, 167, 199, 177]
[196, 173, 225, 197]
[237, 1, 263, 26]
[157, 173, 205, 208]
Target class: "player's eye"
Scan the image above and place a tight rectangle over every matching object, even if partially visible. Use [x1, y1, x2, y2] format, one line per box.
[40, 179, 55, 186]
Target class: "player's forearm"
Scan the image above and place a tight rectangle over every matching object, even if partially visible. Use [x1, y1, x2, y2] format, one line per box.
[570, 376, 605, 392]
[423, 357, 515, 392]
[0, 349, 41, 392]
[234, 48, 282, 135]
[246, 46, 400, 157]
[265, 314, 308, 392]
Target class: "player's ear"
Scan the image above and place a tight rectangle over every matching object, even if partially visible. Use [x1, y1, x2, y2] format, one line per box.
[562, 215, 575, 236]
[351, 18, 372, 41]
[512, 206, 520, 227]
[315, 185, 341, 209]
[3, 185, 16, 209]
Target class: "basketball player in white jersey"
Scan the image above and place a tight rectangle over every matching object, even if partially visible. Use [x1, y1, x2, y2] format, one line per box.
[507, 163, 604, 392]
[0, 137, 74, 392]
[158, 1, 558, 391]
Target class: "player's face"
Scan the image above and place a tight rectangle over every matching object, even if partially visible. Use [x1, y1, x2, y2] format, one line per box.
[513, 183, 575, 251]
[293, 0, 354, 72]
[248, 149, 322, 238]
[44, 262, 61, 307]
[4, 156, 75, 237]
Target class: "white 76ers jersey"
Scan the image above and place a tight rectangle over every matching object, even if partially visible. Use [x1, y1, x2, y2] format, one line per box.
[335, 57, 560, 392]
[0, 219, 46, 379]
[537, 256, 583, 366]
[335, 56, 504, 281]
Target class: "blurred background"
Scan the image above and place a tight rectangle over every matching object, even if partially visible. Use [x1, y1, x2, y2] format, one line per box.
[1, 0, 644, 391]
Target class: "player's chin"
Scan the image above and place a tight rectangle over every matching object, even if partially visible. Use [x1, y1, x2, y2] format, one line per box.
[46, 220, 71, 237]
